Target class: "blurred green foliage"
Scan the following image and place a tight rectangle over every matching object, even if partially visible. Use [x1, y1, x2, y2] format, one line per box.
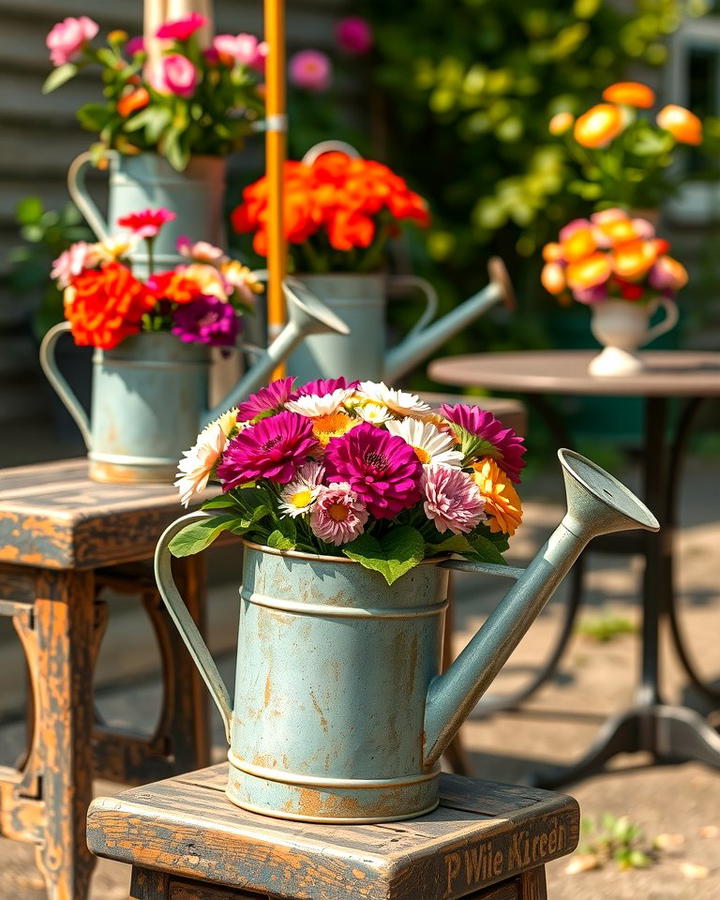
[5, 197, 92, 338]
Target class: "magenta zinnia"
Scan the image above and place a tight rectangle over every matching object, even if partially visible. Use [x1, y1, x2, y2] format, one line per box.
[324, 422, 422, 519]
[235, 376, 297, 422]
[216, 411, 317, 487]
[295, 376, 359, 397]
[440, 403, 526, 483]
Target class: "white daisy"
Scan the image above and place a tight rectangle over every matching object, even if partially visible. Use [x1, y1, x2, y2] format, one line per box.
[278, 462, 325, 517]
[385, 417, 464, 468]
[285, 388, 355, 418]
[174, 409, 242, 507]
[356, 381, 430, 416]
[355, 402, 394, 424]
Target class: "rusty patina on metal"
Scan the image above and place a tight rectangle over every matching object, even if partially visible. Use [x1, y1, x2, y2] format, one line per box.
[155, 450, 659, 822]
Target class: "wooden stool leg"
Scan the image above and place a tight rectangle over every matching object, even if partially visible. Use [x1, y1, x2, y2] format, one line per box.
[519, 866, 548, 900]
[166, 555, 210, 771]
[33, 569, 96, 900]
[130, 867, 169, 899]
[442, 575, 472, 776]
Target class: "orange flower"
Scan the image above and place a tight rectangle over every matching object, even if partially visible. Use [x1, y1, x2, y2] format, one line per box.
[573, 103, 624, 148]
[473, 458, 523, 536]
[65, 262, 156, 349]
[591, 208, 630, 228]
[549, 112, 574, 135]
[657, 105, 703, 145]
[311, 412, 360, 446]
[542, 242, 564, 263]
[612, 239, 658, 281]
[595, 217, 642, 247]
[541, 262, 566, 295]
[602, 82, 655, 108]
[149, 270, 206, 305]
[561, 226, 597, 263]
[117, 87, 150, 117]
[566, 253, 612, 291]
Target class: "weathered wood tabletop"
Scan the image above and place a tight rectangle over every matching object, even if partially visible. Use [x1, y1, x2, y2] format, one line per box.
[87, 764, 580, 900]
[0, 456, 208, 570]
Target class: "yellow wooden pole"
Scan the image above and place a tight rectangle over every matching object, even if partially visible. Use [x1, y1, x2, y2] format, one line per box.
[264, 0, 287, 377]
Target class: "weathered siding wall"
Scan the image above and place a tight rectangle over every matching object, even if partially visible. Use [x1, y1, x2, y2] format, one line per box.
[0, 0, 349, 424]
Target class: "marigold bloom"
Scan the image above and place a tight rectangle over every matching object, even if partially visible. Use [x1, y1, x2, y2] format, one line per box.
[542, 242, 564, 263]
[65, 262, 156, 349]
[561, 226, 597, 263]
[657, 105, 703, 145]
[612, 240, 658, 281]
[573, 103, 624, 148]
[312, 411, 361, 446]
[566, 253, 612, 291]
[541, 262, 566, 295]
[602, 82, 655, 108]
[117, 87, 150, 117]
[473, 458, 523, 536]
[549, 112, 574, 135]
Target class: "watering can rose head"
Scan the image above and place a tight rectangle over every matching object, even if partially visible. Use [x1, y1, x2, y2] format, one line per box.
[540, 209, 688, 307]
[51, 208, 262, 349]
[170, 377, 526, 583]
[231, 152, 430, 273]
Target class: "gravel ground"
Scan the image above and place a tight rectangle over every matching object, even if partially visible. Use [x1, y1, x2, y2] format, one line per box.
[0, 458, 718, 898]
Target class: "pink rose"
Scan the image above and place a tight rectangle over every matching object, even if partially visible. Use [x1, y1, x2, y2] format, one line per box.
[213, 34, 268, 72]
[289, 50, 332, 92]
[336, 17, 373, 55]
[46, 16, 99, 67]
[149, 54, 198, 98]
[156, 13, 207, 42]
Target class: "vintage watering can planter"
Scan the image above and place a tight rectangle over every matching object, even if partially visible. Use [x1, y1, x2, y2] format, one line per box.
[39, 280, 349, 483]
[154, 450, 658, 823]
[68, 151, 225, 277]
[287, 258, 515, 383]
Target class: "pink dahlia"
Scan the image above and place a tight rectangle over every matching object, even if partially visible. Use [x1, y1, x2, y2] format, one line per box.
[309, 482, 369, 545]
[216, 411, 317, 488]
[235, 376, 297, 422]
[295, 376, 359, 397]
[156, 13, 207, 42]
[117, 207, 176, 239]
[324, 422, 422, 519]
[439, 404, 526, 483]
[289, 50, 332, 92]
[421, 466, 486, 535]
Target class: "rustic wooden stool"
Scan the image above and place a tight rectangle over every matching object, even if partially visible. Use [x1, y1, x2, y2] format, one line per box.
[87, 764, 579, 899]
[0, 458, 210, 900]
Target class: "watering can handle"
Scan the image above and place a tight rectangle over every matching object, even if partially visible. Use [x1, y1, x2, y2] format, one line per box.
[67, 151, 112, 242]
[387, 276, 439, 339]
[154, 511, 233, 743]
[302, 140, 362, 166]
[39, 321, 92, 449]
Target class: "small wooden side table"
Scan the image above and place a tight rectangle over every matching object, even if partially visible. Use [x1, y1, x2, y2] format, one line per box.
[0, 458, 210, 900]
[87, 764, 579, 899]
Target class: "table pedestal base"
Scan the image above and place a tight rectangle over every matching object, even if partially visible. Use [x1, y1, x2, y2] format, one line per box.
[532, 703, 720, 789]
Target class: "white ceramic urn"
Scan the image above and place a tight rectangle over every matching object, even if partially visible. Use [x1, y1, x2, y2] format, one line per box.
[588, 297, 678, 376]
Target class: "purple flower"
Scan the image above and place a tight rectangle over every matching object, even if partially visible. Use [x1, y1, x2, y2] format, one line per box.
[126, 35, 145, 55]
[440, 404, 526, 483]
[573, 283, 607, 304]
[216, 411, 318, 487]
[336, 17, 373, 55]
[236, 376, 297, 422]
[296, 376, 359, 397]
[324, 422, 422, 519]
[171, 295, 239, 347]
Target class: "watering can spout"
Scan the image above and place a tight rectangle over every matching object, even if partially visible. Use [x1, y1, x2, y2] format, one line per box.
[203, 278, 349, 425]
[422, 449, 659, 768]
[384, 258, 515, 382]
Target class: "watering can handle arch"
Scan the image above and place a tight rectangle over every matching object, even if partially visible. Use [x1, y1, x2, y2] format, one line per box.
[67, 150, 113, 242]
[154, 511, 234, 743]
[387, 276, 439, 339]
[39, 321, 92, 449]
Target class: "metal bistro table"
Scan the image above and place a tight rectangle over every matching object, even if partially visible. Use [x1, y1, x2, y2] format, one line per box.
[429, 350, 720, 787]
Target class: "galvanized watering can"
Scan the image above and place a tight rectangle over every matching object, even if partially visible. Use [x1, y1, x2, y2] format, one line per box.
[287, 259, 515, 383]
[39, 280, 348, 483]
[154, 449, 658, 822]
[68, 151, 225, 277]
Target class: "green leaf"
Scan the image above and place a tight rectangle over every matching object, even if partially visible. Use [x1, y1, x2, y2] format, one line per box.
[200, 494, 238, 510]
[42, 63, 79, 94]
[450, 423, 499, 464]
[343, 526, 425, 585]
[267, 529, 295, 550]
[466, 533, 507, 565]
[77, 103, 111, 132]
[124, 106, 172, 142]
[168, 514, 240, 557]
[425, 533, 475, 556]
[16, 196, 44, 226]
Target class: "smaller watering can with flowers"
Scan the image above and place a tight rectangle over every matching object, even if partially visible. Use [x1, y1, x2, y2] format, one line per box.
[153, 376, 657, 823]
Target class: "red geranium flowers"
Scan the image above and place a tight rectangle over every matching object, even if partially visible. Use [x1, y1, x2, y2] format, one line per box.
[231, 152, 430, 269]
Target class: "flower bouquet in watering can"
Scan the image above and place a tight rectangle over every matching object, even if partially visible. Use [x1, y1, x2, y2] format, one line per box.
[541, 209, 687, 376]
[232, 148, 515, 383]
[154, 377, 659, 822]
